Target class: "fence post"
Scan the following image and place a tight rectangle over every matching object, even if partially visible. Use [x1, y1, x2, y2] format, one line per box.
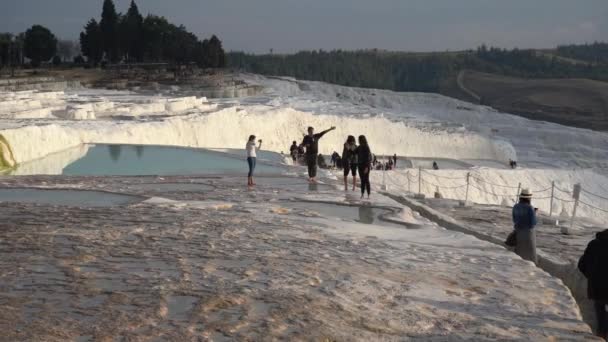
[515, 183, 521, 204]
[569, 183, 582, 232]
[382, 166, 387, 190]
[418, 167, 422, 194]
[465, 172, 470, 203]
[549, 181, 555, 217]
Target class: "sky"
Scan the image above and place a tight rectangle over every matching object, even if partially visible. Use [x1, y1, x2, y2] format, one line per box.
[1, 0, 607, 53]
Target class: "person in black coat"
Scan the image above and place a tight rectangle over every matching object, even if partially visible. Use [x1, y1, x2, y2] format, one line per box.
[356, 135, 372, 199]
[578, 229, 608, 339]
[301, 126, 336, 183]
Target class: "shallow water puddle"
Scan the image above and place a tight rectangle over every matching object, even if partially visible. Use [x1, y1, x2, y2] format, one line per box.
[0, 188, 142, 207]
[285, 201, 390, 225]
[167, 296, 198, 321]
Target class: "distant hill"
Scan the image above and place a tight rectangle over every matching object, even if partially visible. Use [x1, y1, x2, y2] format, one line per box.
[228, 43, 608, 131]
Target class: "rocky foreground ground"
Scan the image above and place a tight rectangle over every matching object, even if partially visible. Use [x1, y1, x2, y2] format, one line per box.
[0, 174, 599, 341]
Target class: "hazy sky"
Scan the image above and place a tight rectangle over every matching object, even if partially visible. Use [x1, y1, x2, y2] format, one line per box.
[1, 0, 607, 53]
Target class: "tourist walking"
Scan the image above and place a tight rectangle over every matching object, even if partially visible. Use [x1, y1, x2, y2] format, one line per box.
[342, 135, 358, 191]
[511, 189, 538, 263]
[289, 141, 298, 164]
[301, 126, 336, 183]
[578, 229, 608, 339]
[357, 135, 372, 199]
[331, 151, 340, 168]
[393, 154, 397, 168]
[246, 135, 262, 186]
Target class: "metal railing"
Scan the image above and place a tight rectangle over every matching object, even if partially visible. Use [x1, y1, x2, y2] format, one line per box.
[383, 167, 608, 225]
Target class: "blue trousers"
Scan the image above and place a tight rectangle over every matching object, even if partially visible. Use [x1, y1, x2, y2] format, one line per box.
[247, 157, 256, 177]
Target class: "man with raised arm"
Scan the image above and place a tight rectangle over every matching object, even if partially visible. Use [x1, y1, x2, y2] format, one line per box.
[301, 126, 336, 183]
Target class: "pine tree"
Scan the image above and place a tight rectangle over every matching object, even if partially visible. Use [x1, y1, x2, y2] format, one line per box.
[208, 35, 226, 68]
[100, 0, 119, 62]
[80, 18, 103, 65]
[123, 0, 144, 62]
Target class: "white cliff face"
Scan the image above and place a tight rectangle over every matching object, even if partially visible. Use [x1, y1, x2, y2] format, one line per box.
[0, 74, 607, 222]
[0, 105, 512, 165]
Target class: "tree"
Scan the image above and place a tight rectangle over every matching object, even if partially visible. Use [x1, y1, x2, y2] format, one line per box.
[208, 35, 226, 68]
[122, 0, 144, 62]
[165, 25, 198, 64]
[24, 25, 58, 67]
[80, 18, 103, 65]
[142, 15, 172, 61]
[13, 33, 25, 65]
[0, 33, 13, 68]
[100, 0, 119, 62]
[197, 35, 226, 68]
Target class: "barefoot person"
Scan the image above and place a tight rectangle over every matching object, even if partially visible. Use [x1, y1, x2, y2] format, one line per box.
[301, 126, 336, 183]
[342, 135, 358, 191]
[357, 135, 372, 199]
[246, 135, 262, 186]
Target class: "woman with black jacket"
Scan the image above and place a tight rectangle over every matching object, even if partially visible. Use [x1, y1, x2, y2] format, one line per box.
[356, 135, 372, 199]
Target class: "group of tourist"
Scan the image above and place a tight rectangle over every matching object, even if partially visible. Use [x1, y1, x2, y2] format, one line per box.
[511, 189, 607, 339]
[370, 154, 398, 171]
[246, 126, 373, 198]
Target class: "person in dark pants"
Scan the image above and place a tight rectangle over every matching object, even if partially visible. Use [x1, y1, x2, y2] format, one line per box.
[393, 154, 397, 168]
[512, 189, 537, 263]
[289, 141, 298, 164]
[356, 135, 372, 199]
[578, 229, 608, 339]
[342, 135, 358, 191]
[301, 126, 336, 183]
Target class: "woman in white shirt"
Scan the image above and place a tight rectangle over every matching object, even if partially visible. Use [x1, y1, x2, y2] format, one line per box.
[246, 135, 262, 186]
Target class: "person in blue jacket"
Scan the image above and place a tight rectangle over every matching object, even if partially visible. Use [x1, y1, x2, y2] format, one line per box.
[512, 189, 538, 263]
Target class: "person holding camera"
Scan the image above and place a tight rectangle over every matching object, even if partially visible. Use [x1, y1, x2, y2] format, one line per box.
[246, 135, 262, 186]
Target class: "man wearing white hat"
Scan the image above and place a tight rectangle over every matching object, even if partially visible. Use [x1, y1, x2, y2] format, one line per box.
[512, 189, 538, 263]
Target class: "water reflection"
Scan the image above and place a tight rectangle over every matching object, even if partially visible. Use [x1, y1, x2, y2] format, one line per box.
[357, 206, 375, 224]
[308, 183, 319, 192]
[135, 145, 144, 159]
[108, 145, 122, 162]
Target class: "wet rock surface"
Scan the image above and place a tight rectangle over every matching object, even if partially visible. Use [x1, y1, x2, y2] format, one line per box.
[0, 175, 598, 341]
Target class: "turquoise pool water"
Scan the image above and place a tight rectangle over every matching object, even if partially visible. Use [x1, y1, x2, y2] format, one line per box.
[14, 144, 284, 176]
